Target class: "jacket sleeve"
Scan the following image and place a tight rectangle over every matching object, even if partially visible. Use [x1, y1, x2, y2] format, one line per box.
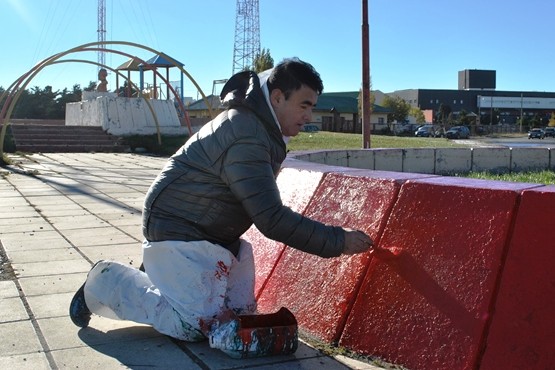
[221, 136, 345, 258]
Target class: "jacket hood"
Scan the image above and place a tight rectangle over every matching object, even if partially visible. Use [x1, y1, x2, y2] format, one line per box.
[220, 70, 284, 142]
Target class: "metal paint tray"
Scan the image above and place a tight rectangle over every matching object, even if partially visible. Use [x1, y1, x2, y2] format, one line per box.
[209, 307, 298, 358]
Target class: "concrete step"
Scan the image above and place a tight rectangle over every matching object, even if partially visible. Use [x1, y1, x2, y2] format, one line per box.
[9, 124, 129, 153]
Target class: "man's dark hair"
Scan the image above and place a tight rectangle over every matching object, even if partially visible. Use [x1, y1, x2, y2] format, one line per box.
[267, 57, 323, 99]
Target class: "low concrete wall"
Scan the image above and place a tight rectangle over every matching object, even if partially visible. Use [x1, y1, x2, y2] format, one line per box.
[65, 93, 187, 136]
[244, 158, 555, 370]
[293, 147, 555, 174]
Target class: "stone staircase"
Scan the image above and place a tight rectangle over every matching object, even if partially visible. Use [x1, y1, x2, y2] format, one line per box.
[8, 123, 129, 153]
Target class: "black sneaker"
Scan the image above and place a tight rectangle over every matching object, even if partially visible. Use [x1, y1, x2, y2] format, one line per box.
[69, 283, 91, 327]
[69, 260, 103, 328]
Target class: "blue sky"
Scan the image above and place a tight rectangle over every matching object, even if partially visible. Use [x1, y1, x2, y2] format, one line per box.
[1, 0, 554, 99]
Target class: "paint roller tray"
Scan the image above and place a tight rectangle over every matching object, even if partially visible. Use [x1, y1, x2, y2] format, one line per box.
[209, 307, 298, 358]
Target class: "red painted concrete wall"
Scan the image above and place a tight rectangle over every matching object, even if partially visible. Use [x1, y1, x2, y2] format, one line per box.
[245, 160, 555, 370]
[479, 186, 555, 370]
[256, 172, 401, 342]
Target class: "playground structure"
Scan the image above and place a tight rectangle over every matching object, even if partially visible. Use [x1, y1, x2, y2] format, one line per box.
[0, 41, 214, 157]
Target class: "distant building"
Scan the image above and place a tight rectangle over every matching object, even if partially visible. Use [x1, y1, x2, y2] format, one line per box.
[186, 91, 391, 134]
[390, 69, 555, 128]
[458, 69, 496, 90]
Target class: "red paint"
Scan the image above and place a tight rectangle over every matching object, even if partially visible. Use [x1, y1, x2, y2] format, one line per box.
[251, 164, 555, 369]
[480, 186, 555, 369]
[256, 172, 401, 342]
[339, 178, 535, 370]
[214, 260, 229, 280]
[246, 167, 325, 297]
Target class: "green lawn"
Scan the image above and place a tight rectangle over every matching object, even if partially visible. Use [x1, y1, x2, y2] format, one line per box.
[288, 131, 555, 185]
[287, 131, 469, 151]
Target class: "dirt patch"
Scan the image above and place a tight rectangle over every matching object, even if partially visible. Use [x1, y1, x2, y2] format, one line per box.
[0, 241, 16, 281]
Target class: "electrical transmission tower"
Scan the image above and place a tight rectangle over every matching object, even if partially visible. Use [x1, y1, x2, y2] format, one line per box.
[97, 0, 106, 71]
[232, 0, 260, 74]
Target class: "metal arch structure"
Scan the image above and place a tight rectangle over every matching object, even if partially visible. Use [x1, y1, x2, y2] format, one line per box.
[1, 40, 214, 158]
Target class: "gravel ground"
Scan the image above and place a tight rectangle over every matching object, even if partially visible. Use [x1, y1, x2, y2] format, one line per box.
[0, 243, 16, 281]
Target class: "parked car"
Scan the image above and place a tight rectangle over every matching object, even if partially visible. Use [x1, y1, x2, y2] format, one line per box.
[528, 128, 545, 139]
[445, 126, 470, 139]
[434, 127, 446, 137]
[303, 124, 320, 132]
[394, 123, 417, 136]
[543, 127, 555, 138]
[415, 125, 434, 137]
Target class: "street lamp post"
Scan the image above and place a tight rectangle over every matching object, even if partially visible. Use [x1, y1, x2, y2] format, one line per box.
[361, 0, 371, 148]
[520, 93, 523, 133]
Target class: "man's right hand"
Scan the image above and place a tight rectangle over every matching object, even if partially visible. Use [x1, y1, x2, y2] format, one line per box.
[343, 228, 374, 255]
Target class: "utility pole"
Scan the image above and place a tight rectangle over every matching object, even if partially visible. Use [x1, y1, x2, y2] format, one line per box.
[361, 0, 371, 148]
[520, 93, 523, 133]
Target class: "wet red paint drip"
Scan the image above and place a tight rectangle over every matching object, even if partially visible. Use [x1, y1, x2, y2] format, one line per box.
[214, 260, 230, 280]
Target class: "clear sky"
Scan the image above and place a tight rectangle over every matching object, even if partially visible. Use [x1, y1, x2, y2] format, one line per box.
[1, 0, 554, 99]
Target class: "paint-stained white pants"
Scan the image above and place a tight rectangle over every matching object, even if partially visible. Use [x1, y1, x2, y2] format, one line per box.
[83, 239, 256, 341]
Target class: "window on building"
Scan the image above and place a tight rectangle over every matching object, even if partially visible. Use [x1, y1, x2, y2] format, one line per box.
[378, 117, 384, 124]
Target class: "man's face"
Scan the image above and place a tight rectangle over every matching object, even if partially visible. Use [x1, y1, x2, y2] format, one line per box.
[270, 85, 318, 137]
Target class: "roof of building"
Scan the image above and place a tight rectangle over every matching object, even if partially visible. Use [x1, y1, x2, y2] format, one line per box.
[186, 95, 223, 110]
[185, 91, 391, 114]
[316, 92, 391, 114]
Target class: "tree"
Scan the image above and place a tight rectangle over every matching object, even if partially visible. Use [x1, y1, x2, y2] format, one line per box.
[252, 48, 274, 73]
[55, 84, 82, 118]
[435, 103, 452, 125]
[410, 107, 426, 124]
[84, 81, 97, 92]
[8, 85, 81, 120]
[382, 95, 411, 123]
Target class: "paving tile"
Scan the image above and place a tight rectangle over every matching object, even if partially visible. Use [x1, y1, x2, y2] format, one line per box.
[18, 273, 87, 296]
[0, 209, 40, 219]
[62, 227, 137, 247]
[8, 247, 82, 264]
[78, 247, 142, 268]
[38, 316, 162, 350]
[0, 218, 54, 234]
[1, 235, 72, 252]
[50, 336, 201, 369]
[0, 231, 66, 251]
[45, 215, 109, 230]
[0, 351, 50, 370]
[0, 280, 20, 298]
[26, 292, 75, 319]
[12, 259, 93, 278]
[0, 321, 42, 356]
[183, 339, 355, 370]
[0, 297, 28, 322]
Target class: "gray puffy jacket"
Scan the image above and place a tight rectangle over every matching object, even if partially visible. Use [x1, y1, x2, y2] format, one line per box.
[142, 71, 345, 258]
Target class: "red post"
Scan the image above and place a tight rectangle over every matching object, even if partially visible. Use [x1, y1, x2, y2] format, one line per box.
[361, 0, 371, 148]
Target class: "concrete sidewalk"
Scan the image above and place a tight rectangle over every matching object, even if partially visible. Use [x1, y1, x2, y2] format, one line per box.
[0, 153, 384, 370]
